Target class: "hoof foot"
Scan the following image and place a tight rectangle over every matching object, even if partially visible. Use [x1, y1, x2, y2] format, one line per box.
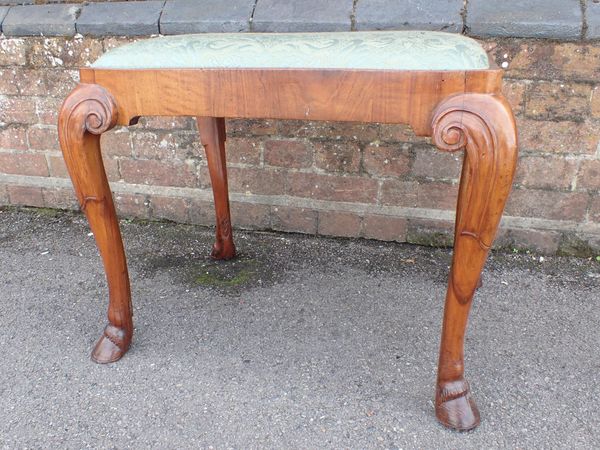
[436, 379, 480, 431]
[91, 324, 131, 364]
[211, 240, 236, 260]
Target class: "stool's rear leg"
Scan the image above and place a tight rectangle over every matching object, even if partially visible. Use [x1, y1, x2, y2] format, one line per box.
[59, 84, 133, 363]
[197, 117, 236, 260]
[431, 94, 518, 431]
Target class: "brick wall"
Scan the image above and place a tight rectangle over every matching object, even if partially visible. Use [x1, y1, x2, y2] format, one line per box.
[0, 34, 599, 255]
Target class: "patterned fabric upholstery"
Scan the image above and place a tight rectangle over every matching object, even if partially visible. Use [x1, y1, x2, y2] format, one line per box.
[92, 31, 490, 71]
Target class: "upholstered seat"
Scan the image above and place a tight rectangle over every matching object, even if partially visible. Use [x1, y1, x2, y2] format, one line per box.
[92, 31, 490, 71]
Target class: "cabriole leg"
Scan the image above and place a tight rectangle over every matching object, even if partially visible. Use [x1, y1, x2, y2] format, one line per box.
[58, 83, 132, 364]
[197, 117, 236, 260]
[431, 93, 518, 430]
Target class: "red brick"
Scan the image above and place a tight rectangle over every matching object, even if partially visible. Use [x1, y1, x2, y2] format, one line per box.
[47, 154, 118, 182]
[227, 119, 277, 136]
[150, 196, 189, 223]
[496, 41, 600, 82]
[42, 187, 78, 210]
[417, 182, 459, 210]
[515, 155, 578, 190]
[230, 201, 271, 229]
[44, 69, 79, 98]
[119, 159, 198, 187]
[526, 81, 591, 122]
[264, 139, 312, 168]
[101, 128, 133, 157]
[376, 123, 428, 143]
[589, 197, 600, 223]
[0, 69, 19, 95]
[506, 189, 589, 221]
[518, 118, 598, 155]
[361, 214, 407, 242]
[0, 38, 28, 66]
[114, 193, 150, 219]
[28, 126, 60, 151]
[0, 126, 28, 151]
[28, 37, 103, 68]
[36, 97, 62, 126]
[0, 152, 48, 176]
[363, 143, 411, 177]
[228, 167, 285, 195]
[14, 69, 48, 96]
[406, 218, 455, 247]
[225, 137, 261, 165]
[0, 97, 37, 124]
[276, 120, 379, 142]
[317, 210, 362, 237]
[47, 155, 69, 178]
[502, 79, 527, 114]
[314, 141, 361, 174]
[592, 86, 600, 118]
[188, 198, 215, 226]
[270, 205, 317, 234]
[578, 160, 600, 190]
[103, 156, 120, 182]
[495, 228, 561, 255]
[287, 172, 378, 203]
[381, 180, 458, 209]
[380, 180, 418, 206]
[139, 116, 193, 130]
[132, 131, 201, 160]
[196, 166, 213, 189]
[7, 185, 44, 207]
[412, 146, 462, 180]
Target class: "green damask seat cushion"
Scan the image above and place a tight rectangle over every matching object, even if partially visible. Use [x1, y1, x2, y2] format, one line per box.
[92, 31, 489, 71]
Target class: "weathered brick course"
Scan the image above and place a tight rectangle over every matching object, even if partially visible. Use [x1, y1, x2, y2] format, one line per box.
[577, 160, 600, 190]
[314, 141, 361, 174]
[0, 33, 598, 255]
[228, 167, 286, 196]
[318, 210, 362, 237]
[0, 152, 48, 176]
[525, 81, 591, 123]
[362, 214, 408, 242]
[506, 189, 589, 221]
[0, 126, 28, 150]
[363, 143, 411, 177]
[286, 172, 378, 203]
[119, 159, 198, 187]
[264, 139, 311, 168]
[8, 185, 44, 206]
[515, 155, 578, 190]
[271, 205, 317, 234]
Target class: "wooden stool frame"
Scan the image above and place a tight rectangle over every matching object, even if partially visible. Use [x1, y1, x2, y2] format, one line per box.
[58, 63, 517, 431]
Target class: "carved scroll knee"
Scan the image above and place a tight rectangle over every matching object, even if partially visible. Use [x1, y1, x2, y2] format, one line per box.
[58, 83, 133, 363]
[431, 93, 518, 430]
[197, 117, 236, 260]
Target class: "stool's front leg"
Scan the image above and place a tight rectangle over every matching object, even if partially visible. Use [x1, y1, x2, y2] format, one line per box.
[431, 94, 518, 430]
[197, 117, 236, 260]
[58, 83, 133, 363]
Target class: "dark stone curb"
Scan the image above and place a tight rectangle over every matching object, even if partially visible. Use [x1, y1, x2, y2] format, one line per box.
[0, 0, 596, 41]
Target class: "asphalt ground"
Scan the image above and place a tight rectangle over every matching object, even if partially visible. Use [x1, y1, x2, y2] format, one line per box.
[0, 207, 599, 449]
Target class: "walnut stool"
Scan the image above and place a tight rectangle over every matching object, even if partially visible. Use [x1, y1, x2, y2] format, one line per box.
[58, 31, 518, 431]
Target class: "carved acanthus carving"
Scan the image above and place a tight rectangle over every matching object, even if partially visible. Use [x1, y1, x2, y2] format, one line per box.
[431, 94, 518, 303]
[58, 84, 118, 209]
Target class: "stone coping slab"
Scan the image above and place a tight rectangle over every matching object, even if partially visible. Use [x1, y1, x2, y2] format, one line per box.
[0, 0, 595, 40]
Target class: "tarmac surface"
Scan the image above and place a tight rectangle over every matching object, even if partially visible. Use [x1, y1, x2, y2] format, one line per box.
[0, 207, 599, 449]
